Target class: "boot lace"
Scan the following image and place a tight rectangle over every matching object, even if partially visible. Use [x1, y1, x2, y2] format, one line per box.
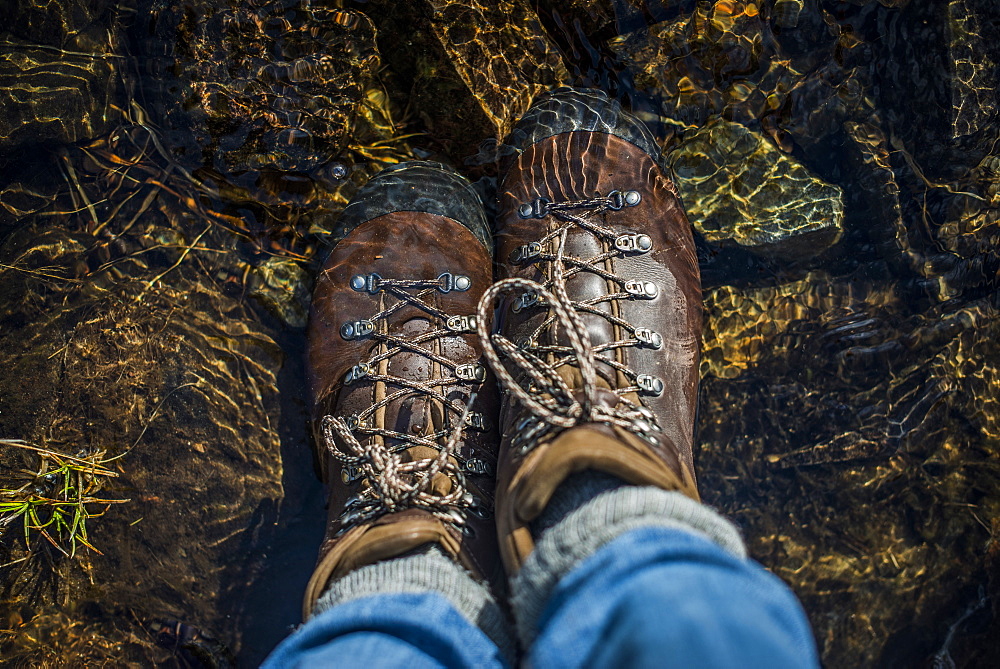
[321, 272, 484, 530]
[476, 191, 665, 452]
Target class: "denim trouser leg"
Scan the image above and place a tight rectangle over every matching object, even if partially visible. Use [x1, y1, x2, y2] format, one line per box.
[263, 526, 817, 668]
[261, 592, 509, 669]
[528, 526, 819, 669]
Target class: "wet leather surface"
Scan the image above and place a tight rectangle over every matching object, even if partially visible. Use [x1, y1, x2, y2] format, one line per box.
[496, 129, 701, 478]
[307, 209, 502, 588]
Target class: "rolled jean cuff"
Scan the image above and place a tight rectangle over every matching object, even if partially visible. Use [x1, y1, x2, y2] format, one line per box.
[262, 592, 509, 668]
[512, 487, 747, 644]
[312, 546, 514, 660]
[527, 526, 819, 668]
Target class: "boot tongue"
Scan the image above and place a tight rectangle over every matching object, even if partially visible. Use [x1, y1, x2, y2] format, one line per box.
[404, 444, 454, 496]
[381, 315, 460, 498]
[556, 365, 619, 410]
[384, 320, 433, 432]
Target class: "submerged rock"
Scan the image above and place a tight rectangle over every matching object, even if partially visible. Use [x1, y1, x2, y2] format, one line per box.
[668, 117, 844, 259]
[845, 118, 1000, 302]
[875, 0, 1000, 181]
[359, 0, 567, 163]
[609, 0, 871, 148]
[946, 0, 997, 140]
[610, 1, 767, 130]
[247, 256, 312, 328]
[701, 270, 899, 380]
[0, 1, 127, 162]
[139, 0, 380, 177]
[426, 0, 568, 139]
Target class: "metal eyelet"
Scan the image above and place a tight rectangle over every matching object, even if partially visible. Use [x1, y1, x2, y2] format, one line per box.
[455, 363, 487, 383]
[518, 198, 550, 219]
[634, 418, 653, 434]
[464, 412, 491, 431]
[515, 336, 535, 349]
[513, 419, 547, 454]
[624, 280, 659, 299]
[344, 414, 360, 430]
[469, 506, 492, 520]
[632, 414, 662, 438]
[442, 507, 466, 528]
[437, 272, 471, 293]
[637, 374, 665, 396]
[446, 315, 477, 332]
[614, 233, 653, 254]
[340, 319, 375, 340]
[466, 494, 493, 519]
[512, 290, 541, 313]
[340, 509, 363, 527]
[634, 327, 663, 349]
[349, 273, 381, 293]
[340, 464, 364, 484]
[345, 363, 371, 384]
[340, 495, 366, 526]
[608, 190, 642, 210]
[510, 241, 543, 263]
[464, 458, 493, 475]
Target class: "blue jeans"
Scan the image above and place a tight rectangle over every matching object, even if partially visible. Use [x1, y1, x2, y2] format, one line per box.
[263, 527, 818, 668]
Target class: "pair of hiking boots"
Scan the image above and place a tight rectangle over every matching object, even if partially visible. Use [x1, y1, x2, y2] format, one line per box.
[303, 88, 702, 613]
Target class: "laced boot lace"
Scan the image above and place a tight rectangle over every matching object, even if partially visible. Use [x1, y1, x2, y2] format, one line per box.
[476, 191, 665, 452]
[321, 272, 485, 530]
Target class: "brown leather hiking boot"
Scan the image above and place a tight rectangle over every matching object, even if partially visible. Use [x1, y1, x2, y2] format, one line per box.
[304, 162, 501, 617]
[476, 88, 702, 573]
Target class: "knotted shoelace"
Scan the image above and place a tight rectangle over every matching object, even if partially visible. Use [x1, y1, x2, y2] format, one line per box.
[475, 192, 665, 451]
[321, 274, 480, 530]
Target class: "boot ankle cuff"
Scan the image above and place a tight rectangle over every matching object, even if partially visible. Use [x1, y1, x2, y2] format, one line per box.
[511, 485, 747, 645]
[314, 546, 515, 660]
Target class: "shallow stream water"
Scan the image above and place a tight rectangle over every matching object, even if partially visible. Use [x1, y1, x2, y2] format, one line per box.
[0, 0, 998, 666]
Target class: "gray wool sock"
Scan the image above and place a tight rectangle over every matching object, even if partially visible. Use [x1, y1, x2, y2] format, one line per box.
[512, 471, 748, 646]
[313, 544, 515, 660]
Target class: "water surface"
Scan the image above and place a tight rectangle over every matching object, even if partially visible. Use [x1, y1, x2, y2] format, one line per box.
[0, 0, 998, 666]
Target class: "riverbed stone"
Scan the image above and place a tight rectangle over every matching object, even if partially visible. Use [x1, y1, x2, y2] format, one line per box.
[668, 117, 844, 259]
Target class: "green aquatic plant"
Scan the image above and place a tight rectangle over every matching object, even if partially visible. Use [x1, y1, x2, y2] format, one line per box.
[0, 439, 128, 558]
